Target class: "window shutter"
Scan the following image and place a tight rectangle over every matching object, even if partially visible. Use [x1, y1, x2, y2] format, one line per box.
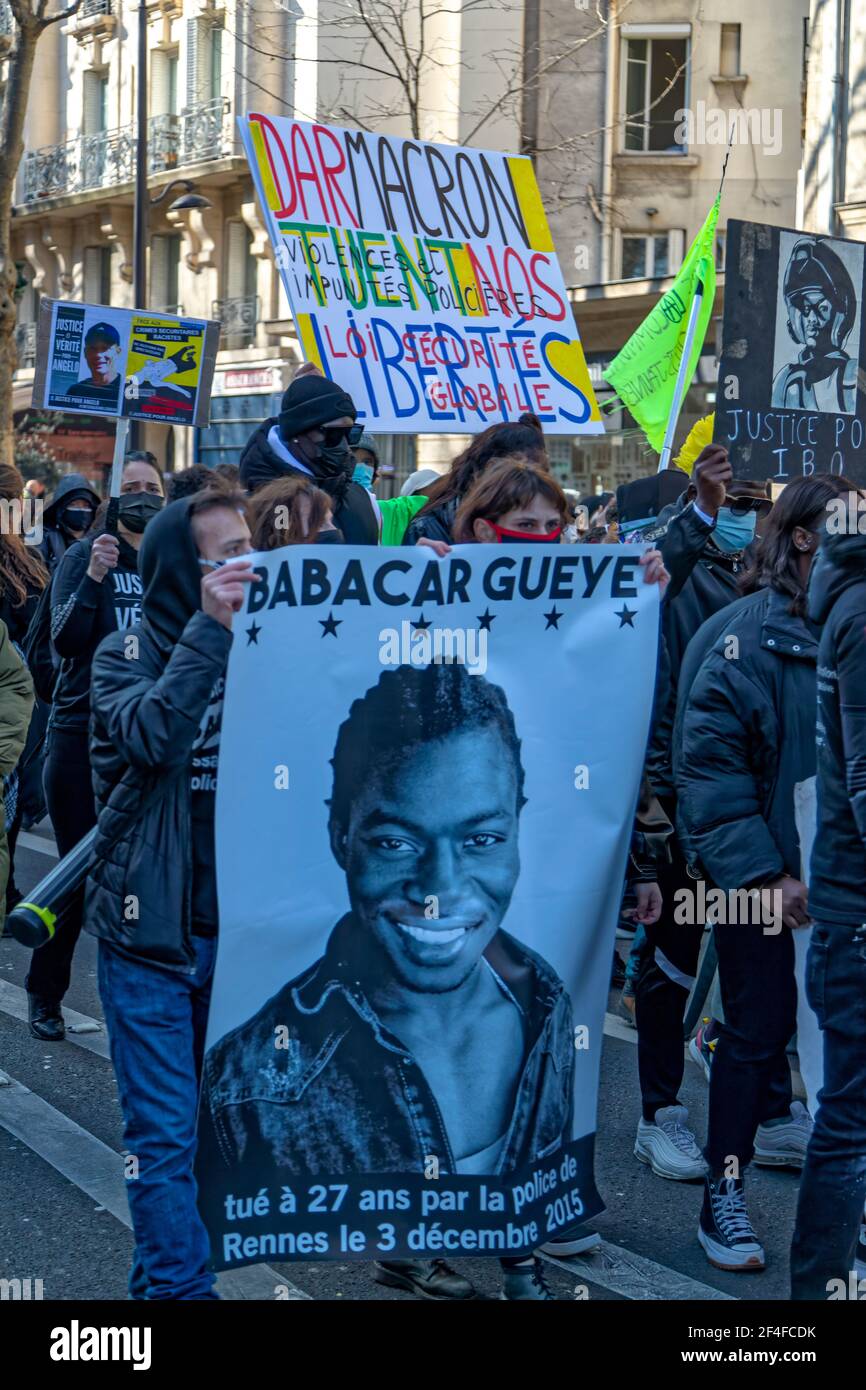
[210, 24, 223, 101]
[226, 221, 247, 299]
[186, 17, 200, 106]
[82, 72, 103, 135]
[151, 49, 169, 116]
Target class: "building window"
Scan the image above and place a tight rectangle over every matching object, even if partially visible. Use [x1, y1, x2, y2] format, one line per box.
[620, 230, 683, 280]
[151, 48, 180, 116]
[84, 245, 113, 304]
[187, 17, 222, 107]
[82, 69, 109, 135]
[719, 23, 741, 78]
[218, 221, 258, 348]
[623, 34, 689, 153]
[151, 234, 182, 313]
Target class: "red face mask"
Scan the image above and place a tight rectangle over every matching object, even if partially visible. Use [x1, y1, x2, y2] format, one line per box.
[484, 519, 563, 544]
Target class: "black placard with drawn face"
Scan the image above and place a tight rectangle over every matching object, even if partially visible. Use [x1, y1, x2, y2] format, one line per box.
[717, 219, 866, 483]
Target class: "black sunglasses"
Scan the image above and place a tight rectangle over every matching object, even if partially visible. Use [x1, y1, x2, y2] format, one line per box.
[724, 495, 772, 517]
[320, 423, 364, 449]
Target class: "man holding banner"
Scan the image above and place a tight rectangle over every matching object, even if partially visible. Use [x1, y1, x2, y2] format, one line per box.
[84, 491, 255, 1299]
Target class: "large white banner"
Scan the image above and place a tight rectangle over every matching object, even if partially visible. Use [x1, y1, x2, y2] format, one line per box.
[196, 545, 659, 1267]
[239, 115, 603, 435]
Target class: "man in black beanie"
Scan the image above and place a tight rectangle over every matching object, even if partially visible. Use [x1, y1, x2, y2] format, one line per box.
[238, 371, 380, 544]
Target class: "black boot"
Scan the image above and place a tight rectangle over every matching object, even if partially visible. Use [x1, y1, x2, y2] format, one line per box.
[374, 1260, 477, 1299]
[27, 993, 65, 1042]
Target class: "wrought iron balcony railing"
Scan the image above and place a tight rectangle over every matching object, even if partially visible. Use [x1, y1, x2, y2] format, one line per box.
[213, 295, 259, 346]
[14, 322, 37, 369]
[79, 0, 114, 16]
[21, 98, 232, 203]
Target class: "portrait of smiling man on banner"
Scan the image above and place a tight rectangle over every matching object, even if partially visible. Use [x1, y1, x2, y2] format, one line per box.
[65, 320, 123, 406]
[198, 660, 574, 1182]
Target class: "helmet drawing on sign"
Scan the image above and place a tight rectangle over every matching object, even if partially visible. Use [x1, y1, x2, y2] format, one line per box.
[783, 238, 857, 354]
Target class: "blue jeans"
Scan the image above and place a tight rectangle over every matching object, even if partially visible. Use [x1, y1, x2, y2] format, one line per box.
[98, 936, 219, 1300]
[790, 921, 866, 1298]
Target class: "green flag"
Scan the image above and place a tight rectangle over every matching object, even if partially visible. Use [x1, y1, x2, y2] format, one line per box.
[602, 196, 720, 454]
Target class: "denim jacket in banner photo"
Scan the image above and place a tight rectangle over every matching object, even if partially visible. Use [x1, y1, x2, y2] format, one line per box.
[197, 915, 575, 1181]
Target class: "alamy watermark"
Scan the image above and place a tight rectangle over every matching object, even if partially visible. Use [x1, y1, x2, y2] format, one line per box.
[826, 491, 866, 535]
[0, 1276, 44, 1299]
[0, 497, 43, 545]
[674, 882, 784, 934]
[675, 102, 782, 157]
[379, 621, 488, 675]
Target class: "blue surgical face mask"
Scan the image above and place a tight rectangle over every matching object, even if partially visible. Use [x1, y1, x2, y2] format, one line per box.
[352, 461, 375, 490]
[713, 506, 757, 554]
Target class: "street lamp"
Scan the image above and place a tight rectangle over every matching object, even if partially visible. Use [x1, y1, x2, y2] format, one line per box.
[151, 178, 213, 214]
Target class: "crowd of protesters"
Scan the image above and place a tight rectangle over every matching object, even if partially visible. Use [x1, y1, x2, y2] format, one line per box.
[0, 363, 863, 1304]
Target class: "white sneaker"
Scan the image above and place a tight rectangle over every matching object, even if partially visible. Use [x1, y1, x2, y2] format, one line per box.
[754, 1101, 813, 1168]
[634, 1105, 709, 1181]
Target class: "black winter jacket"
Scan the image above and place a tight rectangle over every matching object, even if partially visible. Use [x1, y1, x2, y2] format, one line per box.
[403, 497, 458, 546]
[647, 497, 747, 796]
[238, 419, 379, 545]
[807, 532, 866, 926]
[50, 534, 141, 732]
[673, 587, 818, 892]
[85, 499, 232, 969]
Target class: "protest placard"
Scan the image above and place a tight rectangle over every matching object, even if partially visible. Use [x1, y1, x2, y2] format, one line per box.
[717, 219, 866, 483]
[195, 544, 659, 1266]
[32, 299, 220, 428]
[239, 115, 603, 434]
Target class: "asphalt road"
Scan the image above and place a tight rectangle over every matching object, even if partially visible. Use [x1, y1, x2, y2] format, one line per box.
[0, 829, 801, 1302]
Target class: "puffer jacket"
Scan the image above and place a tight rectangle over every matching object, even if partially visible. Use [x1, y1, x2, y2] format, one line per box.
[85, 498, 232, 969]
[673, 586, 818, 891]
[646, 495, 747, 796]
[806, 530, 866, 926]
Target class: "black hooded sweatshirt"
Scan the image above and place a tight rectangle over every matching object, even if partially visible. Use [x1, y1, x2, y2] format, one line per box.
[806, 530, 866, 925]
[38, 474, 100, 573]
[238, 419, 379, 545]
[86, 499, 232, 964]
[50, 532, 142, 732]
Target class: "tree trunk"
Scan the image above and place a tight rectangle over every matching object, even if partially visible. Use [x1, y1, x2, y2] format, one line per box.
[0, 18, 39, 469]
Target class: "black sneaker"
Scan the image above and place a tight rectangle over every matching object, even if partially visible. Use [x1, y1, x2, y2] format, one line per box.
[500, 1258, 556, 1300]
[373, 1259, 476, 1300]
[698, 1176, 765, 1271]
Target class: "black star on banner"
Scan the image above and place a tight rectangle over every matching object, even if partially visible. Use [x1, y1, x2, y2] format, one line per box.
[411, 612, 432, 631]
[477, 608, 496, 631]
[319, 611, 342, 638]
[245, 621, 262, 646]
[544, 607, 563, 630]
[616, 605, 637, 628]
